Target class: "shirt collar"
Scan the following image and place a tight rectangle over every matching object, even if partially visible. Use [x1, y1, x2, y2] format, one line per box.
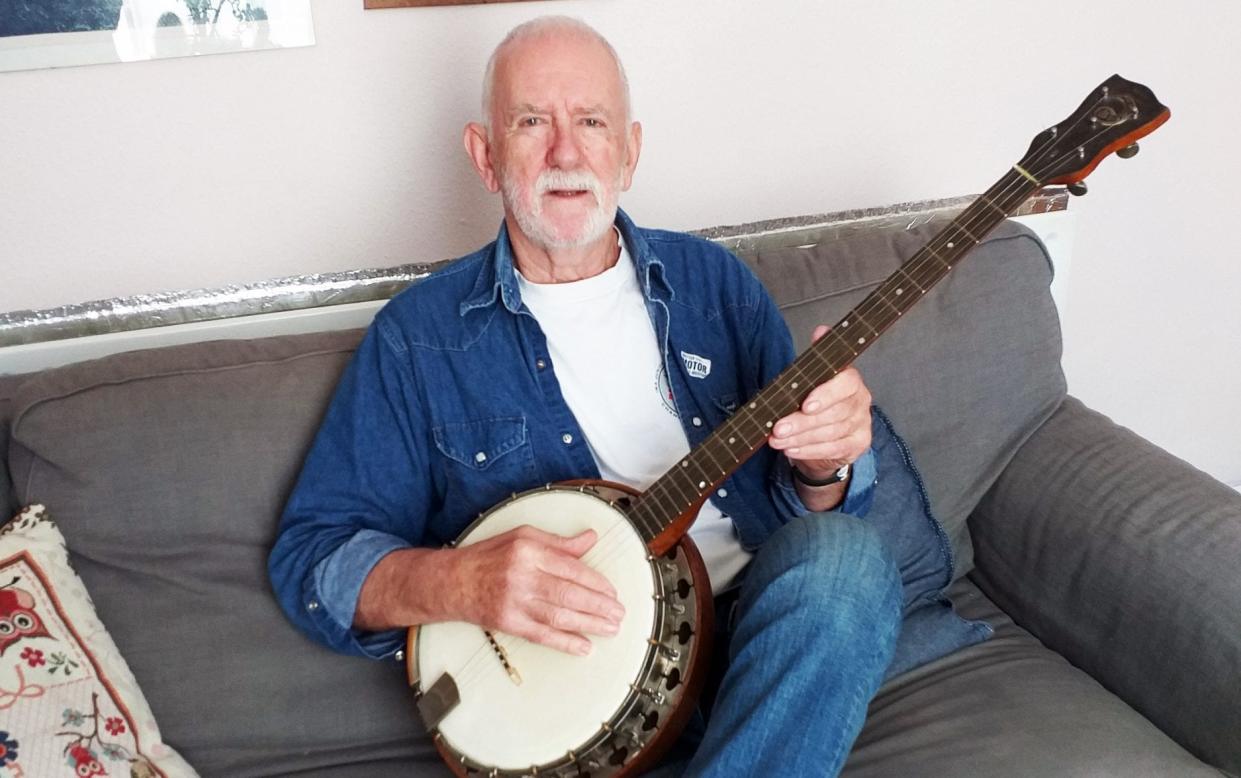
[459, 208, 671, 318]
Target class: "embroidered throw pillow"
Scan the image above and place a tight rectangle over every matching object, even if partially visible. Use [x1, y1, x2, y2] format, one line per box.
[0, 505, 196, 777]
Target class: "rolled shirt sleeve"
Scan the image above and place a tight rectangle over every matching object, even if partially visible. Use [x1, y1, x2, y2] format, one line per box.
[310, 530, 412, 658]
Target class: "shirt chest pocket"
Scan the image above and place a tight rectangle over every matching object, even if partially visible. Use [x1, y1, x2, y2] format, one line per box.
[432, 417, 539, 506]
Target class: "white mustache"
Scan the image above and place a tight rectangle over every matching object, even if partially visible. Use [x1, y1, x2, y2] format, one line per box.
[534, 170, 603, 200]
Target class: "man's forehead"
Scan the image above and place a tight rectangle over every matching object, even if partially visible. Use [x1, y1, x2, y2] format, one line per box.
[493, 31, 624, 103]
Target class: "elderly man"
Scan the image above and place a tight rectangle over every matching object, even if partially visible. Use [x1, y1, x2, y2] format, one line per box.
[270, 16, 986, 777]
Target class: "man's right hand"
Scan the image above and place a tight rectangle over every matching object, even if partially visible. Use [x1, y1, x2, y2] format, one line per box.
[354, 525, 626, 656]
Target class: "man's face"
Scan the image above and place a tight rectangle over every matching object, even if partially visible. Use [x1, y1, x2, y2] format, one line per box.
[483, 32, 640, 250]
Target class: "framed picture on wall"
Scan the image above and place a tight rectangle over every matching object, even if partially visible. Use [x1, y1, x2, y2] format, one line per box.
[364, 1, 544, 8]
[0, 0, 315, 73]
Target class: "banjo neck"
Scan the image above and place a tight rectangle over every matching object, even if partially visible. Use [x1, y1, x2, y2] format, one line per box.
[627, 177, 1036, 555]
[629, 74, 1169, 557]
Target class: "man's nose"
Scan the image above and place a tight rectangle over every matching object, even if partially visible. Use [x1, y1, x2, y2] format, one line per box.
[547, 123, 582, 169]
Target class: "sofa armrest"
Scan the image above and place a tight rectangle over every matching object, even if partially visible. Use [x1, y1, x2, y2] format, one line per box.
[968, 396, 1241, 774]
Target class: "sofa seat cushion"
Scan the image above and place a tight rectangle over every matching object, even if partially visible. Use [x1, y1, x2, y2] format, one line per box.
[843, 578, 1216, 777]
[742, 220, 1068, 577]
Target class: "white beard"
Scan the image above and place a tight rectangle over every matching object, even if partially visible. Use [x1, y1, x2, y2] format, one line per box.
[501, 168, 620, 250]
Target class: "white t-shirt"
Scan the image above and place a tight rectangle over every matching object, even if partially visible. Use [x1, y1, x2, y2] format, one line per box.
[517, 238, 752, 594]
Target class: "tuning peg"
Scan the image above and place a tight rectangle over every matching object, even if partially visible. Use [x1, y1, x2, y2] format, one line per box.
[1067, 181, 1088, 196]
[1117, 143, 1140, 159]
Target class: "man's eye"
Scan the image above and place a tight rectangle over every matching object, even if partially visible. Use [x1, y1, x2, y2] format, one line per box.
[583, 118, 603, 128]
[519, 117, 541, 127]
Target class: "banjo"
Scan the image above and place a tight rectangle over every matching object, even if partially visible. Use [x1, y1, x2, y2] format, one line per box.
[406, 75, 1169, 777]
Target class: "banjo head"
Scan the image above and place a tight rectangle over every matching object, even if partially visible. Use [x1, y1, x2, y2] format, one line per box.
[415, 485, 661, 773]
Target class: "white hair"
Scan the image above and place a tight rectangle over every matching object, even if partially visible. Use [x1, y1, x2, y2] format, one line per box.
[480, 16, 632, 135]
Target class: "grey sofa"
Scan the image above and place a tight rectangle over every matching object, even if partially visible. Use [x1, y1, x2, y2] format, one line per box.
[1, 219, 1237, 777]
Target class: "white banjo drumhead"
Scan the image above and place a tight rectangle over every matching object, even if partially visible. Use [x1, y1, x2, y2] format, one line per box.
[418, 489, 657, 771]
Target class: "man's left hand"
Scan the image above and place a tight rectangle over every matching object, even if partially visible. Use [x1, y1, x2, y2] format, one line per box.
[767, 325, 873, 479]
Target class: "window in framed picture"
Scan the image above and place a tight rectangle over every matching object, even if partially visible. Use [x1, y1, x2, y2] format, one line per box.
[0, 0, 315, 73]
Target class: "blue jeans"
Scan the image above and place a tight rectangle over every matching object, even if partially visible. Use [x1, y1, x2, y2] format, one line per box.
[651, 512, 902, 777]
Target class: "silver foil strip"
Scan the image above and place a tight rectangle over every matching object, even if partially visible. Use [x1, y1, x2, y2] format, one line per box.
[0, 190, 1066, 349]
[0, 263, 444, 348]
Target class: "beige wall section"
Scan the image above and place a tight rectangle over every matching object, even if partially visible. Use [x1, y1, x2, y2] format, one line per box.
[0, 1, 1238, 485]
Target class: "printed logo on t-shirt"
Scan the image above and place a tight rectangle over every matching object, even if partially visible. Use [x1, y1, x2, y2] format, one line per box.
[680, 351, 712, 379]
[656, 363, 679, 417]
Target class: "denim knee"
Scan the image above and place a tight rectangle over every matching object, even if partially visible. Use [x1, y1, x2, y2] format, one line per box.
[738, 513, 902, 656]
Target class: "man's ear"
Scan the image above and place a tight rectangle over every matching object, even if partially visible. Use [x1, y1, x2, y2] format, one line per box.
[464, 122, 500, 193]
[621, 121, 643, 191]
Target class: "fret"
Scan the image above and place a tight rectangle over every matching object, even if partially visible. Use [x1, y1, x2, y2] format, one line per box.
[718, 419, 749, 456]
[979, 194, 1007, 217]
[627, 496, 657, 539]
[924, 243, 954, 269]
[696, 443, 729, 477]
[868, 288, 904, 320]
[778, 363, 814, 406]
[863, 285, 904, 323]
[716, 424, 758, 464]
[892, 266, 927, 295]
[662, 472, 698, 509]
[955, 222, 982, 243]
[822, 327, 858, 359]
[628, 502, 658, 541]
[633, 482, 671, 528]
[730, 405, 771, 441]
[681, 459, 713, 493]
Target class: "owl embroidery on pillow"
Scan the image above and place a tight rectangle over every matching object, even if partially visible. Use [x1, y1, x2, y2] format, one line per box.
[0, 577, 52, 655]
[68, 744, 108, 776]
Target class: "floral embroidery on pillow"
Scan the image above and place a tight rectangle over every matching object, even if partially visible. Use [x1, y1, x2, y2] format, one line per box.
[0, 505, 194, 777]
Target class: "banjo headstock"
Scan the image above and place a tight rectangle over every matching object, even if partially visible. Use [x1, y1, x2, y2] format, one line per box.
[1017, 74, 1170, 190]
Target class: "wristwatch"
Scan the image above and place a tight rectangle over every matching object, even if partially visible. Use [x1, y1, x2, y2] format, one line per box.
[791, 462, 851, 488]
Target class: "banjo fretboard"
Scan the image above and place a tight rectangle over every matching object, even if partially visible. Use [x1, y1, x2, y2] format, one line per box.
[624, 171, 1040, 544]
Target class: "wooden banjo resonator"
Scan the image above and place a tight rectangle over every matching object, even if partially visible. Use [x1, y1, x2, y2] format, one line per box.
[404, 75, 1170, 778]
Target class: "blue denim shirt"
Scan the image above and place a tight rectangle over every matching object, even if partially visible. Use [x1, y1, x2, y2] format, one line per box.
[268, 209, 877, 658]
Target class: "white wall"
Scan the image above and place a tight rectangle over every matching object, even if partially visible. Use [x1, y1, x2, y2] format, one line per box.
[1, 1, 1238, 486]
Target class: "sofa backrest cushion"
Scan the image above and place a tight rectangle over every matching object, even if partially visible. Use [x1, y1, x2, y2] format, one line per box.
[0, 379, 18, 519]
[6, 330, 439, 775]
[742, 219, 1067, 575]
